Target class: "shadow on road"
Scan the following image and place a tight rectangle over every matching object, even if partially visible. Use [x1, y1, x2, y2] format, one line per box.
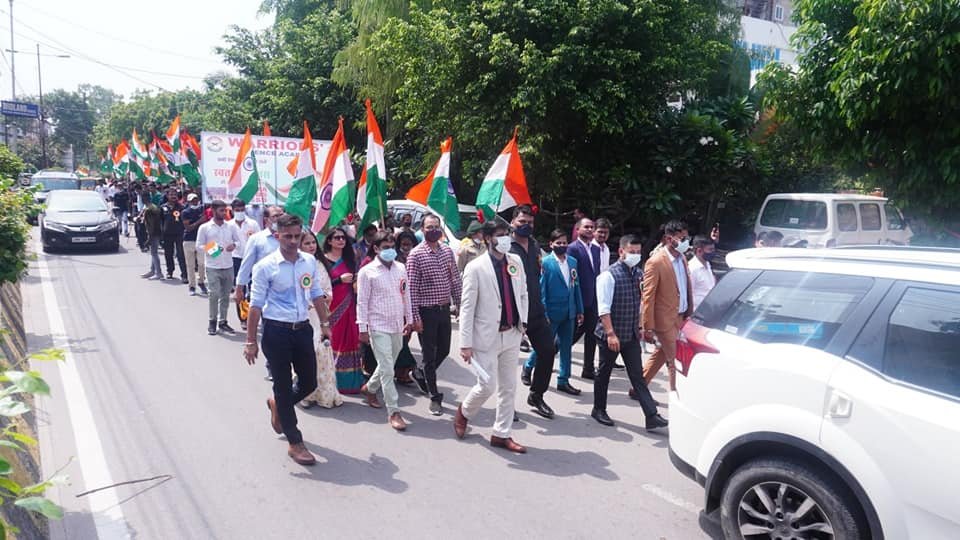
[294, 444, 409, 494]
[477, 439, 619, 481]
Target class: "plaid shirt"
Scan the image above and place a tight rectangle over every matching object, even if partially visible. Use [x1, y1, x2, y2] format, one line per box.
[406, 241, 462, 323]
[357, 258, 413, 333]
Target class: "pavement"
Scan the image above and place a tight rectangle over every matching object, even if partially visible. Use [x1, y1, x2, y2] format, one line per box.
[23, 230, 717, 540]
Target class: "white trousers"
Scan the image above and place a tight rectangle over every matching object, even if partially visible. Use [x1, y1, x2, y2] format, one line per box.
[461, 328, 522, 438]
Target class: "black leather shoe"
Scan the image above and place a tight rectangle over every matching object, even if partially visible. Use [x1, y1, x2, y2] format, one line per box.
[527, 393, 554, 419]
[411, 368, 429, 395]
[520, 367, 532, 386]
[645, 413, 669, 430]
[557, 382, 582, 396]
[581, 370, 595, 380]
[591, 408, 615, 426]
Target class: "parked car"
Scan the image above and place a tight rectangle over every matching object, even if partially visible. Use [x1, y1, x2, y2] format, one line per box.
[385, 199, 475, 241]
[669, 246, 960, 539]
[755, 193, 912, 248]
[40, 190, 120, 253]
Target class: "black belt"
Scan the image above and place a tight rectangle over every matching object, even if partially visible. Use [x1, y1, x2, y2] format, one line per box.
[263, 319, 311, 330]
[421, 304, 450, 310]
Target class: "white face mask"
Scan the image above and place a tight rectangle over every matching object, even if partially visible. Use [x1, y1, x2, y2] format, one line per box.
[234, 211, 246, 222]
[494, 236, 512, 254]
[676, 238, 691, 254]
[624, 253, 642, 268]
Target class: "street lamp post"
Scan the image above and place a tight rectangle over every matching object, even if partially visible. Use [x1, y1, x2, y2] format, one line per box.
[7, 45, 70, 168]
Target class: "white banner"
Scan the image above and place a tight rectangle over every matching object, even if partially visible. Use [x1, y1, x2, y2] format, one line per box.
[199, 131, 331, 205]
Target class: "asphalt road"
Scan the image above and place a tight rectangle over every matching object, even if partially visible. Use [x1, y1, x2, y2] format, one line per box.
[23, 230, 715, 540]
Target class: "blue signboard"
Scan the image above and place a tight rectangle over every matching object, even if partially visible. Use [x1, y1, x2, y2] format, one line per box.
[1, 100, 40, 119]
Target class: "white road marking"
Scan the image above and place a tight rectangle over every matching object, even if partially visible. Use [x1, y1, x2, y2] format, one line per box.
[36, 240, 130, 539]
[641, 483, 701, 514]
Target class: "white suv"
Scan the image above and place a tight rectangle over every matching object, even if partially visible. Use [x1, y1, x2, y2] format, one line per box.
[669, 246, 960, 539]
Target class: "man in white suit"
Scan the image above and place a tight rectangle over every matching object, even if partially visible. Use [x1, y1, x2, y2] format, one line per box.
[454, 219, 529, 453]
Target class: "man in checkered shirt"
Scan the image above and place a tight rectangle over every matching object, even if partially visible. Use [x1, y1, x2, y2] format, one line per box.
[407, 214, 463, 416]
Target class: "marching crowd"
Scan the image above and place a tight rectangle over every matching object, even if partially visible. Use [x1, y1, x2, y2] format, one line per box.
[101, 178, 723, 466]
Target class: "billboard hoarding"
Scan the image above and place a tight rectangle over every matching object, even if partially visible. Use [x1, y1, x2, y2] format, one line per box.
[199, 131, 332, 205]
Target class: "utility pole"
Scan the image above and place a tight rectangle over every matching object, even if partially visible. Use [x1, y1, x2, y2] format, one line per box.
[36, 43, 45, 169]
[8, 0, 15, 153]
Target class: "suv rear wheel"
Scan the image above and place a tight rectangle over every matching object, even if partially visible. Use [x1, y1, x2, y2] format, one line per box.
[720, 457, 862, 540]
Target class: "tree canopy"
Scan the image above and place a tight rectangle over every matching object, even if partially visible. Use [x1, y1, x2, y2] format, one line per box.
[762, 0, 960, 220]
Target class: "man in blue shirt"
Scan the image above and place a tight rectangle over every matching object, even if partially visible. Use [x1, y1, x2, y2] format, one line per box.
[244, 213, 331, 466]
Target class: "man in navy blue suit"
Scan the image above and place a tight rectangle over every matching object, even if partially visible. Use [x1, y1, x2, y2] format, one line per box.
[567, 217, 601, 379]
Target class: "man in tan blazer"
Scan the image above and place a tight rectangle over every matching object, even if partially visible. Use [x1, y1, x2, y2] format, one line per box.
[642, 220, 694, 391]
[455, 219, 529, 453]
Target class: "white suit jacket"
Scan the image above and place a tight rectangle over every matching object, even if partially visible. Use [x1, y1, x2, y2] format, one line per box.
[459, 252, 529, 351]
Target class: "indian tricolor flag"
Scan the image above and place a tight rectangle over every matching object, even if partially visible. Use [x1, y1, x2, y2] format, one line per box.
[284, 121, 318, 223]
[406, 137, 459, 230]
[204, 241, 223, 258]
[475, 129, 532, 221]
[130, 129, 150, 179]
[310, 118, 354, 233]
[113, 140, 130, 176]
[228, 128, 261, 203]
[357, 99, 387, 231]
[165, 115, 183, 169]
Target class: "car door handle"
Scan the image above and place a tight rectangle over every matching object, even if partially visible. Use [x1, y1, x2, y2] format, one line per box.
[827, 390, 853, 418]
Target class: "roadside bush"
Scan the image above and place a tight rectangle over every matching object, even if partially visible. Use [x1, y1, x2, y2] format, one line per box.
[0, 179, 36, 285]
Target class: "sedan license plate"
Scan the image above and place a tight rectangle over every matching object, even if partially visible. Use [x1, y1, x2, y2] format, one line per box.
[71, 236, 97, 243]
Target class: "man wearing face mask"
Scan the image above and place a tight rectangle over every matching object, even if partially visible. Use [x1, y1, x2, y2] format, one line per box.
[526, 229, 584, 395]
[510, 205, 556, 419]
[457, 220, 486, 274]
[454, 219, 529, 453]
[182, 194, 209, 296]
[406, 214, 462, 415]
[689, 235, 717, 310]
[641, 219, 694, 391]
[356, 232, 415, 431]
[229, 198, 261, 278]
[591, 234, 669, 429]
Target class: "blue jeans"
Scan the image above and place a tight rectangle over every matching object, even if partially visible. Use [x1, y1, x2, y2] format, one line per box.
[524, 316, 575, 385]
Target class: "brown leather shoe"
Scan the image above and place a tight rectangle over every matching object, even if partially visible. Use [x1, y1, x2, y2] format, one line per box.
[266, 397, 282, 434]
[287, 442, 316, 466]
[490, 436, 527, 454]
[454, 404, 468, 439]
[389, 412, 407, 431]
[360, 384, 383, 409]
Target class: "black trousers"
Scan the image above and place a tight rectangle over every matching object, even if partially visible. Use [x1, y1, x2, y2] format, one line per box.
[593, 338, 657, 417]
[134, 220, 147, 248]
[572, 305, 599, 373]
[261, 322, 317, 445]
[162, 236, 187, 278]
[526, 313, 556, 395]
[418, 305, 452, 402]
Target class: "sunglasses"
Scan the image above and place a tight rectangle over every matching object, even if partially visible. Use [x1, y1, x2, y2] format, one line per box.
[330, 235, 346, 240]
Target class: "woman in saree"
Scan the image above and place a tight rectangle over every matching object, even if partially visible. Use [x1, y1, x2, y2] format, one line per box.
[321, 227, 364, 394]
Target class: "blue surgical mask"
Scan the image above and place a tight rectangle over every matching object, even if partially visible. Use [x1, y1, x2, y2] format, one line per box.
[703, 251, 717, 262]
[379, 248, 397, 263]
[676, 238, 690, 254]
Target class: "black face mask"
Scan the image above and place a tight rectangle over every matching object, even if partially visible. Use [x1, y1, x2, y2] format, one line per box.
[552, 245, 567, 256]
[425, 229, 443, 242]
[515, 224, 533, 237]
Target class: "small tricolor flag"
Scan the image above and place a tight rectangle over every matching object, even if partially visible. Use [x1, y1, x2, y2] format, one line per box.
[204, 241, 223, 258]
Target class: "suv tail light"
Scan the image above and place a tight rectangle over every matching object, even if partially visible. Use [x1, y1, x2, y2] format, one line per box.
[676, 319, 718, 376]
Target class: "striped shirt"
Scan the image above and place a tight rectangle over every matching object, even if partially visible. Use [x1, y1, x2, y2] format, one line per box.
[406, 242, 462, 323]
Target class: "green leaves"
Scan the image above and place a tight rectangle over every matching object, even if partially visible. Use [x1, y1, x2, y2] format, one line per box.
[4, 371, 51, 396]
[14, 497, 64, 520]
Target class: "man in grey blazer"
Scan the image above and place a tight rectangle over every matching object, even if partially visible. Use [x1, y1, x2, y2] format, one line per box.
[454, 219, 529, 453]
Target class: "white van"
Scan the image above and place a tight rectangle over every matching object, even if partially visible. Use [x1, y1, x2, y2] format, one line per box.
[755, 193, 913, 248]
